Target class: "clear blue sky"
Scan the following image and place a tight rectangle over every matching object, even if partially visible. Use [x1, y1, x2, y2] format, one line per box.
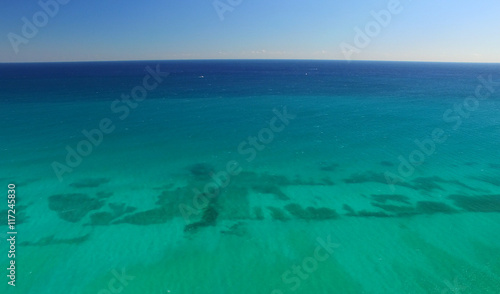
[1, 0, 499, 63]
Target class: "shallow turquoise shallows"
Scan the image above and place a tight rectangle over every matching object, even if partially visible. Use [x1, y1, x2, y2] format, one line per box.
[1, 60, 500, 294]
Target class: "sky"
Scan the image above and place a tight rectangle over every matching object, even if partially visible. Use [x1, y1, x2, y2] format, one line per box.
[0, 0, 499, 63]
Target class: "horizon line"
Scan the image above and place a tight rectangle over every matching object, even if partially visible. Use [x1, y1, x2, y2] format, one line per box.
[1, 58, 500, 65]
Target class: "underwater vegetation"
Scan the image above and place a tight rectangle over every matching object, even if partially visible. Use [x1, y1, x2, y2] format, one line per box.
[188, 163, 215, 180]
[220, 222, 247, 236]
[88, 203, 136, 226]
[48, 193, 105, 223]
[343, 171, 413, 189]
[34, 163, 500, 247]
[449, 194, 500, 212]
[416, 201, 456, 214]
[284, 203, 338, 220]
[267, 207, 289, 221]
[184, 205, 219, 232]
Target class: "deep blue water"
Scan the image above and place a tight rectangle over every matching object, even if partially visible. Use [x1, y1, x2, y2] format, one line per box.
[2, 60, 500, 102]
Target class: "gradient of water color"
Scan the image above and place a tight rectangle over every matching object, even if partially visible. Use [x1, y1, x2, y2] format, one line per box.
[1, 60, 500, 293]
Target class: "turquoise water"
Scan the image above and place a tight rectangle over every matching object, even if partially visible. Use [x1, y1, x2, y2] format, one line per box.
[1, 60, 500, 293]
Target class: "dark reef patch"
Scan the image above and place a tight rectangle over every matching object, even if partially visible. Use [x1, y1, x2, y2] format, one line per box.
[371, 194, 411, 205]
[416, 201, 456, 214]
[217, 186, 251, 219]
[114, 186, 194, 226]
[348, 199, 456, 217]
[344, 172, 483, 194]
[89, 203, 136, 225]
[233, 169, 330, 188]
[268, 207, 289, 221]
[221, 222, 246, 236]
[449, 194, 500, 212]
[253, 207, 264, 220]
[184, 205, 219, 232]
[109, 203, 136, 215]
[48, 193, 104, 223]
[96, 191, 113, 198]
[371, 202, 416, 216]
[356, 210, 391, 218]
[20, 234, 90, 246]
[188, 163, 215, 179]
[413, 176, 480, 192]
[343, 172, 413, 189]
[445, 180, 483, 191]
[89, 212, 116, 226]
[411, 177, 444, 192]
[284, 204, 338, 220]
[70, 178, 110, 188]
[342, 204, 356, 216]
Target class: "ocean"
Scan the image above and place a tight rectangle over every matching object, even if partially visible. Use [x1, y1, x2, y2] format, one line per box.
[1, 60, 500, 293]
